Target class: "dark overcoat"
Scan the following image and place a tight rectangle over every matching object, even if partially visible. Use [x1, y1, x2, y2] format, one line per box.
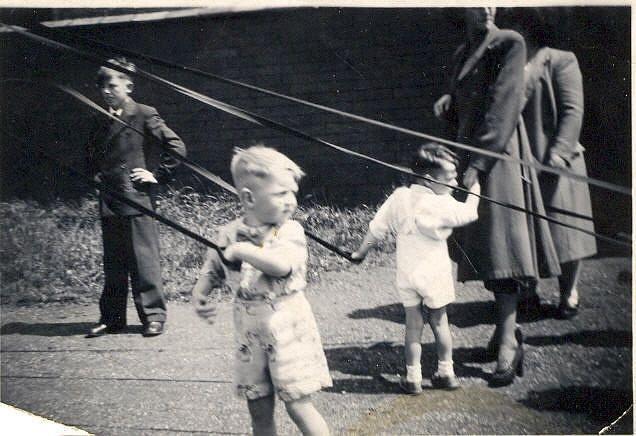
[447, 26, 561, 281]
[522, 47, 597, 263]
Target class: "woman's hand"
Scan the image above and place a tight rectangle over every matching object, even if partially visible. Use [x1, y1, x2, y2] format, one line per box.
[434, 94, 453, 119]
[547, 151, 568, 169]
[462, 166, 480, 189]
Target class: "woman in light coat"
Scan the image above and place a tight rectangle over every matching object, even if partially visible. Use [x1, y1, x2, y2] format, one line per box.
[506, 9, 597, 319]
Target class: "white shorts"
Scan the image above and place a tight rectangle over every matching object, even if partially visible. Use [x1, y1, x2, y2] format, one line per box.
[398, 285, 455, 309]
[233, 291, 332, 402]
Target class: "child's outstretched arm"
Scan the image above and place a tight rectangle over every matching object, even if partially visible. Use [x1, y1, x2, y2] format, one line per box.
[442, 182, 481, 228]
[351, 188, 400, 262]
[192, 249, 228, 324]
[351, 230, 380, 262]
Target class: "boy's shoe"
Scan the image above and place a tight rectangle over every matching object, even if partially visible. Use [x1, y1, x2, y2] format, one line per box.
[431, 372, 460, 390]
[398, 376, 423, 395]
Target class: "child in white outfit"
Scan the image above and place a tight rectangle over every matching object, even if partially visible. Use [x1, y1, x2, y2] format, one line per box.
[352, 142, 480, 394]
[192, 145, 331, 435]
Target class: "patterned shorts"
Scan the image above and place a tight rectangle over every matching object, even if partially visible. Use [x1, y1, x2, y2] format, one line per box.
[233, 291, 332, 402]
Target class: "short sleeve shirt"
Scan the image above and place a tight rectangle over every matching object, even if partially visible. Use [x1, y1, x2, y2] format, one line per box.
[220, 219, 308, 301]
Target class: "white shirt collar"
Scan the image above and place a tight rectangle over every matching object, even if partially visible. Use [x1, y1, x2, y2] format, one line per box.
[108, 107, 123, 117]
[410, 184, 435, 194]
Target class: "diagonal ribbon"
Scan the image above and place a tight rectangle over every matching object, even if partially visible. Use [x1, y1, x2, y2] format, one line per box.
[39, 24, 632, 197]
[2, 25, 631, 249]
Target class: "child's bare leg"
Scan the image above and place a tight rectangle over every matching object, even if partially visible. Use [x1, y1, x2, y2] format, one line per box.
[284, 395, 329, 436]
[428, 305, 458, 384]
[247, 395, 276, 436]
[404, 305, 425, 383]
[428, 306, 452, 363]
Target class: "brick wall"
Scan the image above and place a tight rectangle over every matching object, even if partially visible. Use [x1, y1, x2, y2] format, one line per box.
[0, 7, 630, 236]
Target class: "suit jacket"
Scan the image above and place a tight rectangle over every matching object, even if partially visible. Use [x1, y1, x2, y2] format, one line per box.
[87, 98, 186, 217]
[447, 26, 560, 281]
[522, 47, 597, 262]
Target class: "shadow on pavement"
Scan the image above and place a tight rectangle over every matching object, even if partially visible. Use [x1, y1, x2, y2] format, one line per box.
[0, 322, 143, 337]
[324, 341, 490, 394]
[348, 301, 497, 328]
[347, 303, 404, 324]
[521, 386, 633, 433]
[347, 300, 587, 328]
[524, 329, 632, 348]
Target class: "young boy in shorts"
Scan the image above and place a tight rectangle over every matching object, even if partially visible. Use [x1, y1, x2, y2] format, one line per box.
[352, 142, 480, 394]
[192, 145, 331, 435]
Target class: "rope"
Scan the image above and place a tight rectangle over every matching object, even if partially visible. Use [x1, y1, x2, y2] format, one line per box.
[0, 127, 227, 255]
[39, 24, 632, 197]
[51, 82, 631, 248]
[3, 27, 631, 249]
[0, 78, 358, 262]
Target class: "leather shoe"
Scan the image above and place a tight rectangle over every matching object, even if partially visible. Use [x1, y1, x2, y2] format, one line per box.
[398, 376, 423, 395]
[143, 321, 164, 337]
[86, 323, 125, 338]
[431, 373, 460, 390]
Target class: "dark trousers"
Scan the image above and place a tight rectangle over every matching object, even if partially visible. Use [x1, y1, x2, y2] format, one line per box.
[99, 215, 166, 326]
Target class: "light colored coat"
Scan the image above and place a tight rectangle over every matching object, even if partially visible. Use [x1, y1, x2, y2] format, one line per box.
[447, 26, 561, 281]
[522, 47, 597, 262]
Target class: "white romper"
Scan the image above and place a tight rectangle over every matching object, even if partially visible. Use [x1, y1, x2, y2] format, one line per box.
[369, 185, 479, 308]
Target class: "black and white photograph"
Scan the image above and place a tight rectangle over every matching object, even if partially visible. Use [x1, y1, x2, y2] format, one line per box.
[0, 3, 632, 435]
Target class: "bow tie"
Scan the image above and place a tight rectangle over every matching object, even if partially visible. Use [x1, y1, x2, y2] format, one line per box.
[235, 223, 273, 245]
[109, 108, 123, 117]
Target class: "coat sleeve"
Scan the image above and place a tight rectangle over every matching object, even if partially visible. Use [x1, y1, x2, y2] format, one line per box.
[550, 51, 585, 163]
[144, 107, 187, 184]
[469, 32, 526, 173]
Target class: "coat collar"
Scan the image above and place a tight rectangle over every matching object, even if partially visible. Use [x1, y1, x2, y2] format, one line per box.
[522, 47, 552, 108]
[456, 25, 499, 82]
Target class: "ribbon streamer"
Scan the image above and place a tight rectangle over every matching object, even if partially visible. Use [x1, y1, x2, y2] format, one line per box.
[39, 24, 632, 197]
[2, 26, 631, 249]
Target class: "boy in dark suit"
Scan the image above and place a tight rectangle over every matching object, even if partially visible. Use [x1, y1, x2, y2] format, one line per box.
[86, 58, 186, 338]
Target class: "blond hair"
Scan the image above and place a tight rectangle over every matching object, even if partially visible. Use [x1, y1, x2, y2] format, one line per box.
[230, 145, 304, 190]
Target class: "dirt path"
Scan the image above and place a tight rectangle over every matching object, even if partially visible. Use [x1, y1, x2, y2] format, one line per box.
[1, 257, 632, 435]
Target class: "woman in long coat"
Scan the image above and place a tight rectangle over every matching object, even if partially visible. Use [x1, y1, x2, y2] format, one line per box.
[434, 7, 561, 386]
[507, 10, 597, 319]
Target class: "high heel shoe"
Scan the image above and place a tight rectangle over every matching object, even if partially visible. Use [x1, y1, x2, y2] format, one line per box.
[489, 341, 524, 387]
[485, 327, 523, 361]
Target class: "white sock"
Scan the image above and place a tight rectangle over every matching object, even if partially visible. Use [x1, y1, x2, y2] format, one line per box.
[437, 360, 455, 377]
[406, 364, 422, 383]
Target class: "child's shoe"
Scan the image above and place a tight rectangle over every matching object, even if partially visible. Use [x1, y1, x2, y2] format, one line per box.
[430, 372, 460, 390]
[399, 376, 423, 395]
